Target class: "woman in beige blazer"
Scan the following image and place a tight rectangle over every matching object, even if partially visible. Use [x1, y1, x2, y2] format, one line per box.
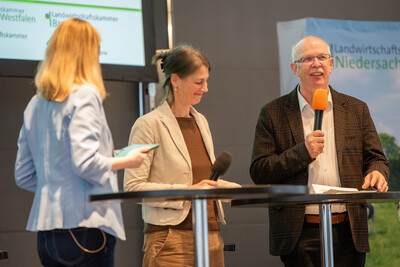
[124, 45, 239, 267]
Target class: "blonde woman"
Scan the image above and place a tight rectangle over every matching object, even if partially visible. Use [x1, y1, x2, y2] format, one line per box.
[14, 18, 149, 267]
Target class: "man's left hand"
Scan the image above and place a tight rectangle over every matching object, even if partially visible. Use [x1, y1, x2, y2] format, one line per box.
[362, 170, 388, 192]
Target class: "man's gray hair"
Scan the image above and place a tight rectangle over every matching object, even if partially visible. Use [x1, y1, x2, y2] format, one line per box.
[291, 37, 331, 62]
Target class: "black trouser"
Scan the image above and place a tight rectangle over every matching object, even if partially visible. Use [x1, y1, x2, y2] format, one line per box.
[280, 221, 366, 267]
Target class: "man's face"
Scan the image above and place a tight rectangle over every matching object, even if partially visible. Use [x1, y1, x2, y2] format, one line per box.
[291, 38, 333, 91]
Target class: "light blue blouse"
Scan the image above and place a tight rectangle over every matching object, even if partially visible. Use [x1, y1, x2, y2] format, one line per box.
[14, 85, 125, 240]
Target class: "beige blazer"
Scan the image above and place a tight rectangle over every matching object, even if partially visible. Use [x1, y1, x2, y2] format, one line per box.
[124, 101, 237, 226]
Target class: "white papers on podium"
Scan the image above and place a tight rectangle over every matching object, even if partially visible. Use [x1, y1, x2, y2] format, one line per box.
[312, 184, 359, 194]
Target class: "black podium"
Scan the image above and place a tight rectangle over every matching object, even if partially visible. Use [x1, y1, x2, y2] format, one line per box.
[231, 191, 400, 267]
[90, 185, 308, 267]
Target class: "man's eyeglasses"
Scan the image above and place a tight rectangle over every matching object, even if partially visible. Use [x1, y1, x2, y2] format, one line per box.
[294, 54, 331, 64]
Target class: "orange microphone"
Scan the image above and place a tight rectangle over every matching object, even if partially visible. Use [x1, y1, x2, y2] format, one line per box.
[312, 89, 328, 131]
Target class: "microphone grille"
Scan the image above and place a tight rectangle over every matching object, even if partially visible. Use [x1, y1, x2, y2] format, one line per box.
[312, 89, 328, 111]
[212, 152, 232, 176]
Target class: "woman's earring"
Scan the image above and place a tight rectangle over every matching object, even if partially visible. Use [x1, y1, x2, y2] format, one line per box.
[174, 88, 177, 91]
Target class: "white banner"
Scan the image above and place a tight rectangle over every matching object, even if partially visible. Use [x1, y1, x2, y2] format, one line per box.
[277, 18, 400, 142]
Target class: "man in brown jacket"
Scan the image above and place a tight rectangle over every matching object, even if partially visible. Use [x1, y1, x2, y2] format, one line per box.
[250, 36, 389, 267]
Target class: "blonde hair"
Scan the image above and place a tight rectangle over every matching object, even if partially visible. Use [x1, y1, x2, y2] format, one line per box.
[152, 45, 210, 105]
[35, 18, 106, 101]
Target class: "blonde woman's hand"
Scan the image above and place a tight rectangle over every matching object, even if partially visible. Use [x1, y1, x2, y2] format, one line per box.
[124, 146, 150, 168]
[111, 146, 150, 171]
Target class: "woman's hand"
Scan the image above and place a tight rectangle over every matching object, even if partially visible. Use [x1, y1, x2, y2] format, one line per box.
[111, 146, 150, 171]
[188, 179, 218, 189]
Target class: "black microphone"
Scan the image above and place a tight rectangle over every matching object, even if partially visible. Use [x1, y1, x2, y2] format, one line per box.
[209, 152, 232, 181]
[312, 89, 328, 131]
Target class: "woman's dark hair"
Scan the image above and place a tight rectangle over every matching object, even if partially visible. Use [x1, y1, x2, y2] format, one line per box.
[152, 44, 211, 104]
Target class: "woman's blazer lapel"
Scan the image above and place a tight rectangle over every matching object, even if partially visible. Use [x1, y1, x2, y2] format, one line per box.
[158, 102, 192, 168]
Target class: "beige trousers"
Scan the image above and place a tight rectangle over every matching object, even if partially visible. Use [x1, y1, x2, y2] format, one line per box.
[142, 228, 225, 267]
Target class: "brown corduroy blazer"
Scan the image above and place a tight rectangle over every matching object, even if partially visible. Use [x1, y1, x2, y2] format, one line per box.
[250, 86, 389, 256]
